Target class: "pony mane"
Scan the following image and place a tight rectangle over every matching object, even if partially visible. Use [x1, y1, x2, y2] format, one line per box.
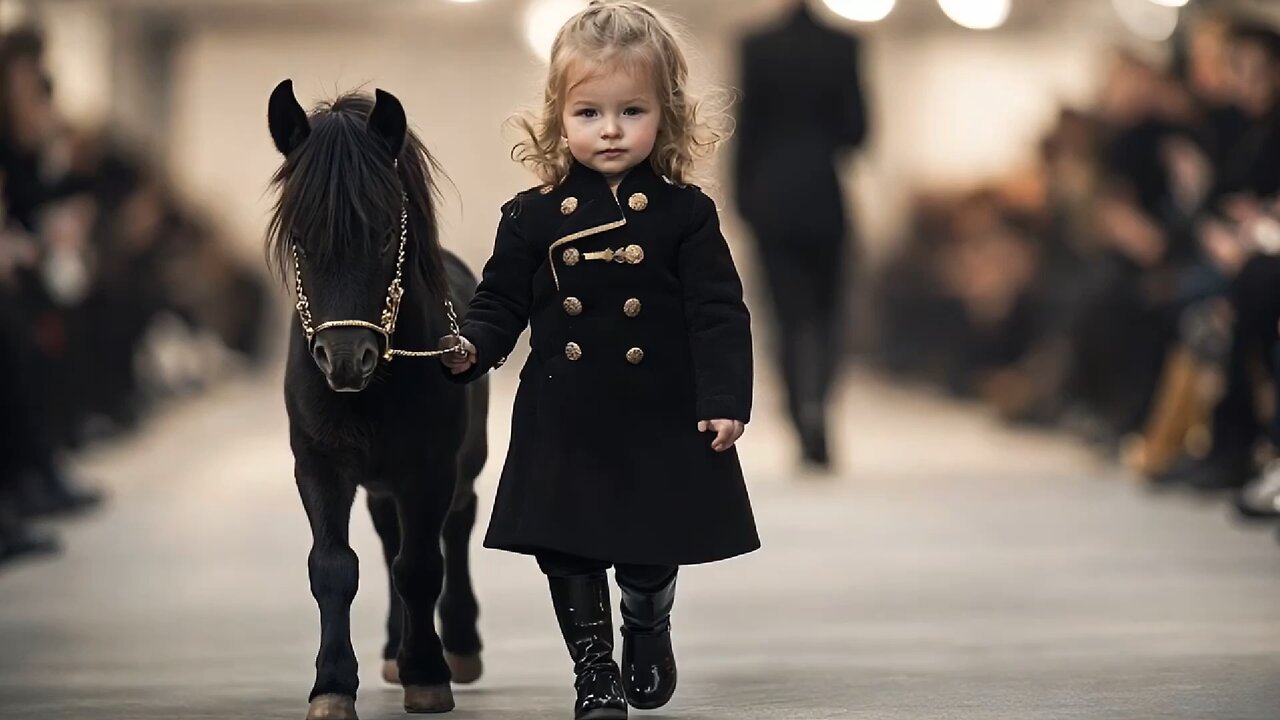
[266, 91, 447, 301]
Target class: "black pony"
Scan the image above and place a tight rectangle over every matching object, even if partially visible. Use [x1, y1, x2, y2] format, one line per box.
[266, 79, 487, 719]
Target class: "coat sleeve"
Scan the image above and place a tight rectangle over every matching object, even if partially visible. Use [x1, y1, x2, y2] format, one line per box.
[678, 192, 753, 422]
[446, 200, 539, 384]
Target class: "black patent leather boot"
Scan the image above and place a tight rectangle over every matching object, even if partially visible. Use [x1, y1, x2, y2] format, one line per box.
[618, 573, 678, 710]
[548, 573, 627, 720]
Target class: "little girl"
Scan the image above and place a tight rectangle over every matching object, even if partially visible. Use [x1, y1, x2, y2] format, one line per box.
[441, 3, 758, 717]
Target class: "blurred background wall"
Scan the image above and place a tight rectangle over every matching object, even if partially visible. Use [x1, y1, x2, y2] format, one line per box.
[16, 0, 1276, 269]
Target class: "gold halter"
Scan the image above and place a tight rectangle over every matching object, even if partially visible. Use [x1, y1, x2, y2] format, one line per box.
[292, 194, 465, 361]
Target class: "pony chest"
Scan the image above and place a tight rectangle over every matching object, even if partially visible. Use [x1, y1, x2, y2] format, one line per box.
[292, 388, 427, 458]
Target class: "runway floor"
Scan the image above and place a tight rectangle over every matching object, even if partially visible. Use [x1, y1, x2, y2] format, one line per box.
[2, 367, 1278, 719]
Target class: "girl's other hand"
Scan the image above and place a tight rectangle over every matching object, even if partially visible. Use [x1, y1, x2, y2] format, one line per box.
[698, 419, 745, 452]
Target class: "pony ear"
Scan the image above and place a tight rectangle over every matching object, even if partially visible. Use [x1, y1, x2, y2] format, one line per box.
[367, 88, 407, 162]
[267, 79, 311, 156]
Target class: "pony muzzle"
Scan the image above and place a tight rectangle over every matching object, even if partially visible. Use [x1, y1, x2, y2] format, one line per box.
[310, 325, 386, 392]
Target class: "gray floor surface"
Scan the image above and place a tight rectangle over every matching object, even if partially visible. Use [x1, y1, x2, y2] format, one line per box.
[2, 369, 1278, 719]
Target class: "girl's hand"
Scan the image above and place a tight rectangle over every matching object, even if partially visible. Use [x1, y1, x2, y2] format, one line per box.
[698, 419, 745, 452]
[439, 335, 477, 374]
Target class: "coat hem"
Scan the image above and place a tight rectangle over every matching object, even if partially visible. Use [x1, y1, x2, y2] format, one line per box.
[482, 535, 760, 567]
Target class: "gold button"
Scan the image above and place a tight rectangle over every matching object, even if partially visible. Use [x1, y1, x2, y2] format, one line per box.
[628, 192, 648, 211]
[561, 197, 578, 215]
[563, 247, 580, 266]
[623, 298, 641, 317]
[620, 244, 644, 264]
[563, 297, 583, 316]
[626, 347, 645, 365]
[539, 185, 554, 195]
[565, 342, 583, 361]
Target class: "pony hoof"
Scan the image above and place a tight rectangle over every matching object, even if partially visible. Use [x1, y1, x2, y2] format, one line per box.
[404, 683, 455, 713]
[446, 652, 483, 684]
[306, 694, 358, 720]
[382, 659, 401, 685]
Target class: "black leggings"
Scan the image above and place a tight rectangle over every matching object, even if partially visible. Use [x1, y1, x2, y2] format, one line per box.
[536, 549, 677, 593]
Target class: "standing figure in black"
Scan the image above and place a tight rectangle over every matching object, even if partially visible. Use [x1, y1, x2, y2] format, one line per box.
[440, 3, 759, 718]
[734, 0, 868, 469]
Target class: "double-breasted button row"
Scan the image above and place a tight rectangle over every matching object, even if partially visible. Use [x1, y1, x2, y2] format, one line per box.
[563, 342, 645, 365]
[557, 193, 648, 216]
[561, 297, 642, 318]
[556, 190, 648, 364]
[568, 244, 644, 265]
[563, 243, 645, 266]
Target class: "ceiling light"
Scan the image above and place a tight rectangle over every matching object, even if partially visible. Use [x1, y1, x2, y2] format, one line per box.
[1112, 0, 1179, 42]
[524, 0, 589, 63]
[822, 0, 896, 23]
[937, 0, 1011, 31]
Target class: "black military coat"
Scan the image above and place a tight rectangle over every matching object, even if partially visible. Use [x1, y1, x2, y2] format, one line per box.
[450, 158, 760, 566]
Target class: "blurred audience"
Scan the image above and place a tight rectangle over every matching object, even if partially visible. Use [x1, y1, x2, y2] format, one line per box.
[0, 26, 271, 569]
[870, 8, 1280, 537]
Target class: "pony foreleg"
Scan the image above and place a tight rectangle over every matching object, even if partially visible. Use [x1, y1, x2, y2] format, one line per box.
[297, 473, 360, 720]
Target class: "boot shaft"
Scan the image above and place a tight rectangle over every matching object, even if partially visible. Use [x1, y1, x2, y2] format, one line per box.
[548, 572, 618, 675]
[618, 573, 678, 710]
[618, 572, 676, 633]
[547, 573, 628, 719]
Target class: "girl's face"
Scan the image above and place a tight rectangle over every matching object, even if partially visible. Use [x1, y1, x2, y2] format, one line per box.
[561, 62, 660, 185]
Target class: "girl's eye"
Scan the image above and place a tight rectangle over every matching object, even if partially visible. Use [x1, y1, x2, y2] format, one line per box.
[576, 108, 598, 118]
[624, 107, 645, 116]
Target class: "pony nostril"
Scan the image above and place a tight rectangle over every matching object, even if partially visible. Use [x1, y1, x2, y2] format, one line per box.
[314, 344, 332, 373]
[359, 346, 378, 375]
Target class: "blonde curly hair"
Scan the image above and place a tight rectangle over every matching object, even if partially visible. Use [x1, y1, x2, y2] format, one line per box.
[511, 0, 726, 187]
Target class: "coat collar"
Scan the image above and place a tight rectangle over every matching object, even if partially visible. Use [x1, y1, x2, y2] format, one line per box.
[557, 156, 664, 200]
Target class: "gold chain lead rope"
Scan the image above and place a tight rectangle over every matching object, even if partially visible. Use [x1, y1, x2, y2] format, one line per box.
[293, 195, 466, 362]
